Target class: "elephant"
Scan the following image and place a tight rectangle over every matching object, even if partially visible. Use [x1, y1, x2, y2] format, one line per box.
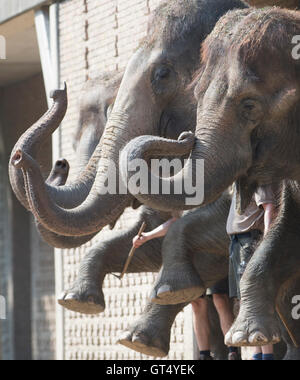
[9, 0, 249, 240]
[11, 0, 296, 354]
[53, 72, 231, 359]
[119, 6, 300, 348]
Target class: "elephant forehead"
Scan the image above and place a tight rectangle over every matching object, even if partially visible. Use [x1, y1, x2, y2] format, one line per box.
[127, 46, 168, 75]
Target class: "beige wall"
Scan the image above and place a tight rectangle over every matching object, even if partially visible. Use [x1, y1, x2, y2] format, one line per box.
[58, 0, 191, 360]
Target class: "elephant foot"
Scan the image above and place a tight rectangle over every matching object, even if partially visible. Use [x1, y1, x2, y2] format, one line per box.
[118, 327, 169, 358]
[58, 283, 105, 315]
[151, 264, 205, 305]
[225, 307, 281, 347]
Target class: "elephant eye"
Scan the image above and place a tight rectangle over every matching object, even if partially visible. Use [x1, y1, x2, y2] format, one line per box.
[155, 67, 171, 80]
[151, 65, 177, 98]
[241, 99, 262, 122]
[244, 101, 255, 110]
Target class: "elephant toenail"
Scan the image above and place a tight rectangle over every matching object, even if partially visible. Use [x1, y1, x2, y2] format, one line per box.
[65, 293, 76, 300]
[249, 332, 268, 344]
[157, 285, 172, 297]
[232, 331, 247, 344]
[118, 331, 131, 342]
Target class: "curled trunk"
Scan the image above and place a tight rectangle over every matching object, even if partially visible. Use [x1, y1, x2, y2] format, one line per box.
[119, 129, 249, 212]
[9, 85, 101, 211]
[11, 114, 135, 236]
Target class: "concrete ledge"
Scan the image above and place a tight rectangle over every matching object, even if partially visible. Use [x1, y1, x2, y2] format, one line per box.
[0, 0, 51, 25]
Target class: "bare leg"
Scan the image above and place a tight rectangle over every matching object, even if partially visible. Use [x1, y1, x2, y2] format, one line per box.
[192, 298, 210, 352]
[262, 345, 274, 355]
[212, 294, 234, 336]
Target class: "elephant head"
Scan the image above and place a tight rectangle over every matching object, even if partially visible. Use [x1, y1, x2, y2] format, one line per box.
[72, 73, 123, 173]
[120, 7, 300, 212]
[10, 0, 249, 237]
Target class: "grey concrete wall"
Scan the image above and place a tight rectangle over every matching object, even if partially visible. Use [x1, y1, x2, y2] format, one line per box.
[0, 73, 55, 360]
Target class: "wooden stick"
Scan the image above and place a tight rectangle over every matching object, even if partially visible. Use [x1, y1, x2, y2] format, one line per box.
[116, 222, 147, 280]
[276, 306, 299, 348]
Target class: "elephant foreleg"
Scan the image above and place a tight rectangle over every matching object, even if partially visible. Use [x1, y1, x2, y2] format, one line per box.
[58, 221, 163, 314]
[150, 198, 230, 305]
[118, 302, 186, 358]
[226, 189, 300, 347]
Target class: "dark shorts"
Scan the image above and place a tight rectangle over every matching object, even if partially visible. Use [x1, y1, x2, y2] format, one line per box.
[229, 230, 262, 300]
[206, 277, 229, 296]
[199, 277, 229, 298]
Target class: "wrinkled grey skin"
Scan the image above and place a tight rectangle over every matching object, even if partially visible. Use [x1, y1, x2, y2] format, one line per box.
[59, 198, 233, 358]
[36, 74, 124, 248]
[9, 0, 249, 239]
[121, 7, 300, 348]
[55, 74, 230, 358]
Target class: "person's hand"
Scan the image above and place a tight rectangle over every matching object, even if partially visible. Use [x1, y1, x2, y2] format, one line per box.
[132, 233, 148, 248]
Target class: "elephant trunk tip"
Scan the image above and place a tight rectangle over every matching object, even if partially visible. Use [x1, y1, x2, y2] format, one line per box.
[178, 131, 195, 145]
[11, 149, 24, 169]
[50, 82, 68, 101]
[54, 158, 70, 173]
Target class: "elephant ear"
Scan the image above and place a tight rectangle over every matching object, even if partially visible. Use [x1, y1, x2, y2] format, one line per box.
[235, 176, 257, 215]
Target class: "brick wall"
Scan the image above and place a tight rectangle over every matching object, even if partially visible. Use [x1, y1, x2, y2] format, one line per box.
[58, 0, 190, 360]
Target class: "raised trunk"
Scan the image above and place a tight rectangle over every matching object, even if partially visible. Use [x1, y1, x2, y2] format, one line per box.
[12, 111, 138, 236]
[9, 87, 67, 209]
[9, 85, 102, 211]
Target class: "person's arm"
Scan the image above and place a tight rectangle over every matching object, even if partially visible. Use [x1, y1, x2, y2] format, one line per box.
[262, 203, 275, 236]
[132, 217, 178, 248]
[255, 185, 277, 236]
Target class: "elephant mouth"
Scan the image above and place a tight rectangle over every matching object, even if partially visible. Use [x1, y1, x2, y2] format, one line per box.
[158, 112, 172, 139]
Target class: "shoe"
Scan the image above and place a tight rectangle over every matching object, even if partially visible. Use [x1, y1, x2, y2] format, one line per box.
[228, 352, 241, 360]
[199, 354, 214, 360]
